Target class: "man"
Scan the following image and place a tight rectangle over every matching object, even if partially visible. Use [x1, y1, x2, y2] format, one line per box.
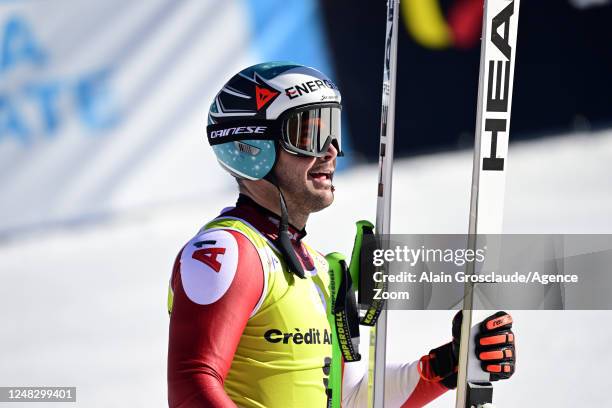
[167, 62, 515, 407]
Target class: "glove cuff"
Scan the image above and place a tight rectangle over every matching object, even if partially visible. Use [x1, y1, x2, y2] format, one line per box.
[428, 341, 458, 389]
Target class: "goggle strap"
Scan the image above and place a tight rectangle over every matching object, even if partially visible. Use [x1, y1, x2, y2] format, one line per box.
[207, 120, 278, 146]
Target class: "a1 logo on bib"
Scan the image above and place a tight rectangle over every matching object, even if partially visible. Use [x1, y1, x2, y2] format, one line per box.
[192, 243, 226, 273]
[180, 230, 239, 305]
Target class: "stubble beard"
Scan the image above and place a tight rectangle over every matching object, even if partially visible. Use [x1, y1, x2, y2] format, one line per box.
[277, 173, 334, 216]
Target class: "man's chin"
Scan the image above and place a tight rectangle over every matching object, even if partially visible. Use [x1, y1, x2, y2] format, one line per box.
[308, 189, 334, 213]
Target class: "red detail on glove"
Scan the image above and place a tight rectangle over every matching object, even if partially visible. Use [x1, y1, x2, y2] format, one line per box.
[485, 314, 513, 331]
[480, 333, 514, 346]
[479, 350, 504, 360]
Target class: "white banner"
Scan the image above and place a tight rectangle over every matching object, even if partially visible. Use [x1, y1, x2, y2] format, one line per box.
[0, 1, 260, 232]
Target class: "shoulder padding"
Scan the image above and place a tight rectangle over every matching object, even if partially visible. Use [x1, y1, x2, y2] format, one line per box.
[180, 229, 250, 305]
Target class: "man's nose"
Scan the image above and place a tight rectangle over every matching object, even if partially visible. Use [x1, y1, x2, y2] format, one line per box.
[321, 141, 338, 161]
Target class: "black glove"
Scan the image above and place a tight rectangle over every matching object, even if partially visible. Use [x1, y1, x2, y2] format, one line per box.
[474, 311, 516, 381]
[428, 311, 516, 389]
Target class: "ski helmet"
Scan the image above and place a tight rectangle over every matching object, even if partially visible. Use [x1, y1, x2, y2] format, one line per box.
[206, 62, 343, 180]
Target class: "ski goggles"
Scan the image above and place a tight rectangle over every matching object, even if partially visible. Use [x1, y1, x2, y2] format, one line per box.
[279, 104, 343, 157]
[206, 103, 343, 158]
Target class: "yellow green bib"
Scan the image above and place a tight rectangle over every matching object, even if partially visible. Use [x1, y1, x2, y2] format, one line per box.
[205, 217, 333, 408]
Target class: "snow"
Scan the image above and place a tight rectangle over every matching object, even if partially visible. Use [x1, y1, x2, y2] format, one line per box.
[1, 129, 611, 407]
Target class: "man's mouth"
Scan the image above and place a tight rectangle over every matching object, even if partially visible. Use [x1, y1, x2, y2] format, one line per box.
[308, 170, 334, 182]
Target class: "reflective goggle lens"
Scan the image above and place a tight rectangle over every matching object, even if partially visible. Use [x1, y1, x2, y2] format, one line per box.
[284, 106, 341, 156]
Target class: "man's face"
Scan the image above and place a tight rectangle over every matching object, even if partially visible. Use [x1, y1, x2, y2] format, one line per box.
[273, 142, 338, 214]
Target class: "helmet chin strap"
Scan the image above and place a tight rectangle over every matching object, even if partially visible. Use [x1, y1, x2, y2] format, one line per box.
[277, 188, 306, 279]
[264, 173, 306, 279]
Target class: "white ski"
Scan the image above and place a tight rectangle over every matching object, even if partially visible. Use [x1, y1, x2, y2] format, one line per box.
[369, 0, 400, 407]
[455, 1, 521, 408]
